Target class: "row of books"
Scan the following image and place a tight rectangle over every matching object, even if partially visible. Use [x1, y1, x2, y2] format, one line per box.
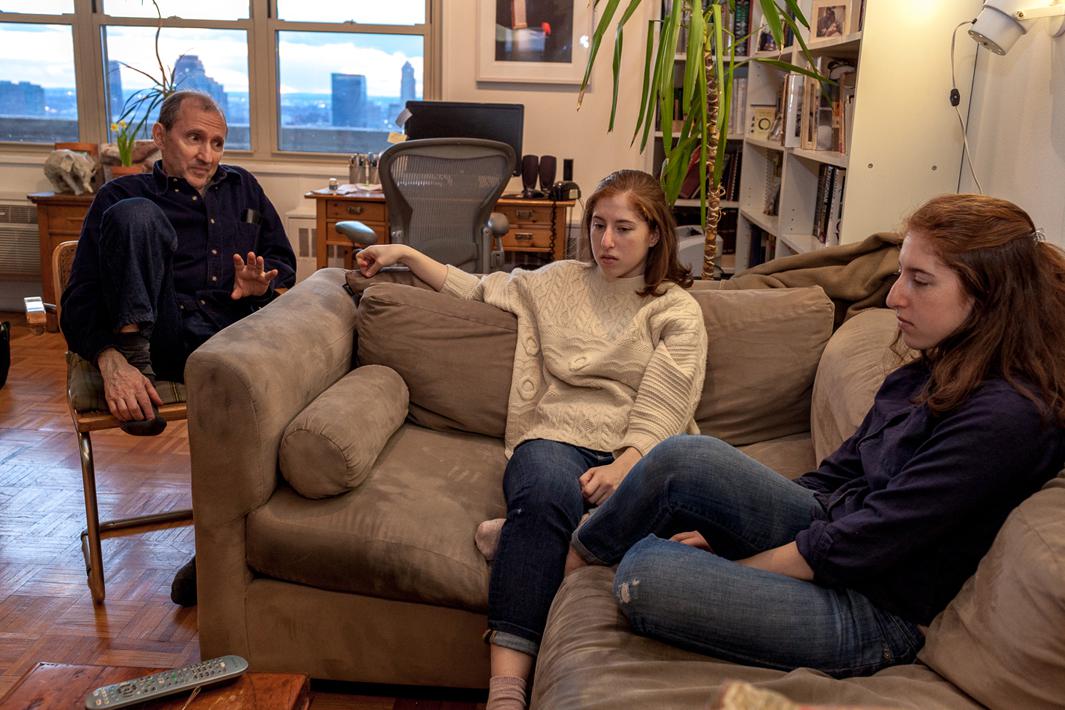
[678, 147, 743, 201]
[674, 0, 752, 57]
[748, 225, 777, 267]
[753, 57, 856, 154]
[813, 165, 847, 244]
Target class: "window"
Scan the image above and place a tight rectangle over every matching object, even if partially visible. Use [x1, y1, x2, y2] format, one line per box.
[277, 31, 423, 153]
[103, 26, 250, 149]
[0, 21, 78, 143]
[0, 1, 437, 157]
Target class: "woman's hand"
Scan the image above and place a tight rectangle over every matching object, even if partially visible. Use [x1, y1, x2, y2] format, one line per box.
[670, 530, 713, 552]
[356, 244, 409, 278]
[580, 448, 642, 505]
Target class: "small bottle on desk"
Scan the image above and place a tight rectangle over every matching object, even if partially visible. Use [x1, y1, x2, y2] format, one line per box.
[328, 177, 339, 192]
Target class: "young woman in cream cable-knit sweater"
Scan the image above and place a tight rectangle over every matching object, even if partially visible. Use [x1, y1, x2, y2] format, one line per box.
[356, 170, 708, 709]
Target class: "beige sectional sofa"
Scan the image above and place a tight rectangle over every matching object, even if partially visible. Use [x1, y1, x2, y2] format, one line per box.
[186, 267, 1065, 709]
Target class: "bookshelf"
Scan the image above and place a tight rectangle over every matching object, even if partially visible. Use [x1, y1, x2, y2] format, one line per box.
[652, 0, 978, 274]
[735, 0, 979, 268]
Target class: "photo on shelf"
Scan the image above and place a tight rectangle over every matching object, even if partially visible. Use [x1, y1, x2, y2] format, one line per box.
[811, 0, 850, 40]
[748, 104, 776, 140]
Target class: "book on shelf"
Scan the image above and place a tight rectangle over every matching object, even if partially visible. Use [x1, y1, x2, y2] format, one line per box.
[824, 167, 846, 244]
[730, 77, 747, 135]
[748, 226, 776, 267]
[763, 151, 783, 216]
[812, 164, 833, 242]
[732, 0, 751, 56]
[782, 73, 804, 148]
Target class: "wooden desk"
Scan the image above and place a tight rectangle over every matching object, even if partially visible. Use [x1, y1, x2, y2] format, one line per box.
[305, 190, 574, 269]
[1, 662, 310, 709]
[28, 192, 94, 332]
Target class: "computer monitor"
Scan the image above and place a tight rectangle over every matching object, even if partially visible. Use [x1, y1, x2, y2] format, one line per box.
[403, 101, 524, 175]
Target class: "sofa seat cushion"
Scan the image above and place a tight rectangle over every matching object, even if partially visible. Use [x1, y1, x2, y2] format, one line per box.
[533, 567, 979, 710]
[248, 424, 506, 612]
[737, 433, 816, 480]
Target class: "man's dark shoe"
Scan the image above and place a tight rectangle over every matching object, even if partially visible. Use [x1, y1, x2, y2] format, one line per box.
[171, 555, 197, 606]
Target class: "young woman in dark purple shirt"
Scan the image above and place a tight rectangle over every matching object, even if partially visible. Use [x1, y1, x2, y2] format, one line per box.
[565, 194, 1065, 677]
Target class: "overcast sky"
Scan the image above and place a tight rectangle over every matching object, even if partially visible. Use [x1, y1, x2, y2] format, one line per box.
[0, 1, 425, 96]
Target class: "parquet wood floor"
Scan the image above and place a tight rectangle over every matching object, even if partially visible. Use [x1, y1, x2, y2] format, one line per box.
[0, 315, 484, 709]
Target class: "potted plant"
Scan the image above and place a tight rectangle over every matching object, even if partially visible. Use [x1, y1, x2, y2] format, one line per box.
[105, 0, 176, 178]
[580, 0, 826, 277]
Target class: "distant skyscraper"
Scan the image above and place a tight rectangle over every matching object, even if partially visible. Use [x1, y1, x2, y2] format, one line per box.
[400, 61, 416, 105]
[331, 73, 368, 128]
[107, 60, 124, 121]
[173, 54, 229, 114]
[0, 80, 45, 116]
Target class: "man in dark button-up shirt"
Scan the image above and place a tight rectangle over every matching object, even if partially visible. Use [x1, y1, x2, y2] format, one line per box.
[61, 90, 295, 431]
[61, 91, 295, 607]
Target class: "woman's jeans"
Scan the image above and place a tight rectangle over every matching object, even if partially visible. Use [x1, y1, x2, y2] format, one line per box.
[487, 439, 613, 657]
[571, 435, 925, 678]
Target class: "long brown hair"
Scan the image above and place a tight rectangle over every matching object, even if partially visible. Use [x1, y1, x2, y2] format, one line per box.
[582, 169, 694, 296]
[904, 194, 1065, 425]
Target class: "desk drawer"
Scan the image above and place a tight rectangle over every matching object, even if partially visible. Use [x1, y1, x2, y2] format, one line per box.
[45, 205, 89, 235]
[502, 227, 553, 250]
[326, 220, 387, 245]
[326, 200, 387, 222]
[499, 204, 554, 227]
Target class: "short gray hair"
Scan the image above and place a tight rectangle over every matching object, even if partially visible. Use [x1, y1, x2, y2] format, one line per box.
[157, 90, 225, 130]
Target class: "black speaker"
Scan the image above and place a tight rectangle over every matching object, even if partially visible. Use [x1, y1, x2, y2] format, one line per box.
[0, 321, 9, 390]
[563, 158, 574, 182]
[538, 155, 557, 192]
[521, 154, 541, 198]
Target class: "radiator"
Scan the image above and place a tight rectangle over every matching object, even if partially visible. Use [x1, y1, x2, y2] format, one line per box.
[284, 211, 346, 283]
[0, 201, 39, 277]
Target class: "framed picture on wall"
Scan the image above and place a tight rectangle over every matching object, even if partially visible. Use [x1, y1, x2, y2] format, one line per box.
[811, 0, 851, 40]
[476, 0, 593, 84]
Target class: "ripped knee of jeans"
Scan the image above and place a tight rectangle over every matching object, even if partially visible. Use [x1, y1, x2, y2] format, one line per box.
[614, 576, 641, 606]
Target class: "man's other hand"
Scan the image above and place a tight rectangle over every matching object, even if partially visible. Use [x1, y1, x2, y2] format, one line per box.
[231, 251, 279, 300]
[98, 348, 163, 422]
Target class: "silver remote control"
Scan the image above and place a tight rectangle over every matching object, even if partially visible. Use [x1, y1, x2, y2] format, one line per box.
[84, 654, 249, 708]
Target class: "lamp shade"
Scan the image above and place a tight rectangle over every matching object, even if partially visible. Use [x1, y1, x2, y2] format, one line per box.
[969, 4, 1027, 54]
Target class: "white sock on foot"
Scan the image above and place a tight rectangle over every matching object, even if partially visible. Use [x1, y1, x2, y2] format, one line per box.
[475, 518, 506, 561]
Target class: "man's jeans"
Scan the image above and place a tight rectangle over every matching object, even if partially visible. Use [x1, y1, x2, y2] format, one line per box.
[571, 435, 925, 678]
[487, 439, 614, 657]
[98, 197, 199, 379]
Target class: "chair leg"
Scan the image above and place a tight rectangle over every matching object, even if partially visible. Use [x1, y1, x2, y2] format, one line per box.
[77, 431, 106, 603]
[76, 430, 194, 605]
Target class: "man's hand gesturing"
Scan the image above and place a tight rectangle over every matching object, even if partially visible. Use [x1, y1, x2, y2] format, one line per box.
[231, 251, 279, 300]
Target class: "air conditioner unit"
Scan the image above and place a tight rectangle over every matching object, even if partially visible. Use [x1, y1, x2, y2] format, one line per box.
[0, 201, 39, 278]
[284, 210, 349, 283]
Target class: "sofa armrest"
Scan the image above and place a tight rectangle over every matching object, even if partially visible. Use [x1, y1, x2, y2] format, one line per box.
[187, 268, 357, 658]
[187, 267, 357, 524]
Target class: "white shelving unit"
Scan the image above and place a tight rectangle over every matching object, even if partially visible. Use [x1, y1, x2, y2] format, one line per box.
[729, 0, 979, 270]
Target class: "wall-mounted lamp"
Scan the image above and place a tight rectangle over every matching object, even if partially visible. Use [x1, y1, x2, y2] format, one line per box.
[969, 0, 1065, 54]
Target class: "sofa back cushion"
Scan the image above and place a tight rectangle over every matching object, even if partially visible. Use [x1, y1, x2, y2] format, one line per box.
[356, 281, 835, 445]
[691, 286, 834, 445]
[810, 308, 903, 463]
[357, 283, 517, 438]
[919, 474, 1065, 710]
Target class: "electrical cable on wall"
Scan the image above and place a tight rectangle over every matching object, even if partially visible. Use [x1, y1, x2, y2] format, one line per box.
[951, 20, 984, 194]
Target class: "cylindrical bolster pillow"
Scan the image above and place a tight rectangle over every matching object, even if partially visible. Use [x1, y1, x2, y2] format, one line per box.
[280, 365, 409, 499]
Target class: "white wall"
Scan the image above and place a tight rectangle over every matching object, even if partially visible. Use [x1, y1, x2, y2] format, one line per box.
[961, 25, 1065, 248]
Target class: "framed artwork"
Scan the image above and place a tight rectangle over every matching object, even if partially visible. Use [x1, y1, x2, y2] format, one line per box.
[476, 0, 593, 84]
[811, 0, 850, 40]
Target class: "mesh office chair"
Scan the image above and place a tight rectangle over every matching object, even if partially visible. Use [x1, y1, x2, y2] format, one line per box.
[25, 241, 190, 604]
[336, 138, 516, 272]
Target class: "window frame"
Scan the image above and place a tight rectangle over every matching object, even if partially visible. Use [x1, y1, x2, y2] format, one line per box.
[0, 0, 441, 163]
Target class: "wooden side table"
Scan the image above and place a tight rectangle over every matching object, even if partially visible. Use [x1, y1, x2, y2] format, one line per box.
[305, 189, 574, 269]
[27, 191, 93, 332]
[1, 662, 310, 709]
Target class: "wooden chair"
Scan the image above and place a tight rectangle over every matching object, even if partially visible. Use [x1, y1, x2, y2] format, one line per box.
[26, 241, 191, 604]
